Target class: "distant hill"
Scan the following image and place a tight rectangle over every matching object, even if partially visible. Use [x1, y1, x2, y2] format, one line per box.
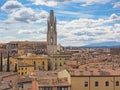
[80, 41, 120, 48]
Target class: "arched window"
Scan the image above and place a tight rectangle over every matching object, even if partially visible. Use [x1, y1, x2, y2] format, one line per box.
[116, 81, 119, 86]
[51, 26, 53, 32]
[105, 81, 109, 86]
[50, 37, 53, 45]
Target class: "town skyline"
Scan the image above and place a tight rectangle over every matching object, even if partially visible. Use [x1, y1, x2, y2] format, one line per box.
[0, 0, 120, 46]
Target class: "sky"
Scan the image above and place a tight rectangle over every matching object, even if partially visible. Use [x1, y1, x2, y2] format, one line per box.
[0, 0, 120, 46]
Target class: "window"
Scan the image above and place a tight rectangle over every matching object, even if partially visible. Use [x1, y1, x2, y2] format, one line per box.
[105, 81, 109, 86]
[55, 63, 57, 70]
[116, 81, 119, 86]
[21, 68, 23, 70]
[44, 87, 52, 90]
[34, 61, 36, 70]
[95, 81, 99, 87]
[21, 72, 23, 75]
[42, 61, 45, 71]
[39, 87, 52, 90]
[60, 63, 62, 66]
[84, 81, 88, 87]
[57, 87, 68, 90]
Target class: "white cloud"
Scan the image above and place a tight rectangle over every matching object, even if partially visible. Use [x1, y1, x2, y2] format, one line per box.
[18, 28, 46, 34]
[1, 0, 48, 23]
[109, 13, 120, 22]
[56, 10, 93, 18]
[5, 8, 48, 23]
[109, 13, 119, 19]
[34, 0, 57, 7]
[56, 14, 120, 46]
[0, 36, 17, 43]
[1, 0, 23, 13]
[80, 0, 111, 6]
[113, 2, 120, 8]
[33, 0, 111, 7]
[17, 29, 47, 41]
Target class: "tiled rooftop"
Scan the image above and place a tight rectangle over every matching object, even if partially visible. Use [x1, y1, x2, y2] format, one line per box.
[18, 54, 49, 59]
[17, 62, 34, 67]
[30, 71, 70, 86]
[68, 67, 120, 76]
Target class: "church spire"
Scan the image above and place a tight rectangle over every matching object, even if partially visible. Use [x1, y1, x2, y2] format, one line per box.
[50, 10, 54, 24]
[47, 10, 57, 54]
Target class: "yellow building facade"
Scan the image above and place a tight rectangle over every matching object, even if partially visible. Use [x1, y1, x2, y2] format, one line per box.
[49, 54, 71, 70]
[71, 76, 120, 90]
[17, 54, 48, 71]
[18, 62, 34, 75]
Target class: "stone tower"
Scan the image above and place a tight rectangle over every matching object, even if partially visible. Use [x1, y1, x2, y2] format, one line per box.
[47, 10, 57, 54]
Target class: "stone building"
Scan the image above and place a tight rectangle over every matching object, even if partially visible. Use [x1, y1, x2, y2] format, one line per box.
[6, 41, 47, 57]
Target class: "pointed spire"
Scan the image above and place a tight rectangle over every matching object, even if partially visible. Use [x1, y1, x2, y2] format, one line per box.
[6, 51, 10, 72]
[0, 53, 3, 71]
[50, 10, 54, 24]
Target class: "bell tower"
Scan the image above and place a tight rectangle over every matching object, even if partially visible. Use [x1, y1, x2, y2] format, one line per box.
[47, 10, 57, 54]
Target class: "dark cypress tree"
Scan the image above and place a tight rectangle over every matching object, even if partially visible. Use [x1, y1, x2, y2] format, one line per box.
[14, 63, 17, 72]
[6, 51, 10, 72]
[0, 53, 3, 71]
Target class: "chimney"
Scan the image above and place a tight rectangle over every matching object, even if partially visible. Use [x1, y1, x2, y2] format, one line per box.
[0, 53, 3, 71]
[98, 68, 101, 72]
[80, 71, 83, 75]
[32, 78, 38, 90]
[6, 51, 10, 72]
[85, 67, 88, 71]
[90, 71, 93, 75]
[112, 65, 115, 70]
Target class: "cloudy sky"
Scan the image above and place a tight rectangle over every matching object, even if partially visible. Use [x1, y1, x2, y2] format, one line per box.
[0, 0, 120, 46]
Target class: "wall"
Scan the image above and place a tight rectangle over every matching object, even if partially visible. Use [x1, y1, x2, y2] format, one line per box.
[71, 76, 120, 90]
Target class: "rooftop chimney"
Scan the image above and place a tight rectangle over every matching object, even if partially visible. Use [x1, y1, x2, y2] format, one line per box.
[90, 70, 93, 75]
[80, 71, 83, 75]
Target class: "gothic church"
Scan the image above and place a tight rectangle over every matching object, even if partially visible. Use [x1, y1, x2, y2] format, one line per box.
[2, 10, 58, 56]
